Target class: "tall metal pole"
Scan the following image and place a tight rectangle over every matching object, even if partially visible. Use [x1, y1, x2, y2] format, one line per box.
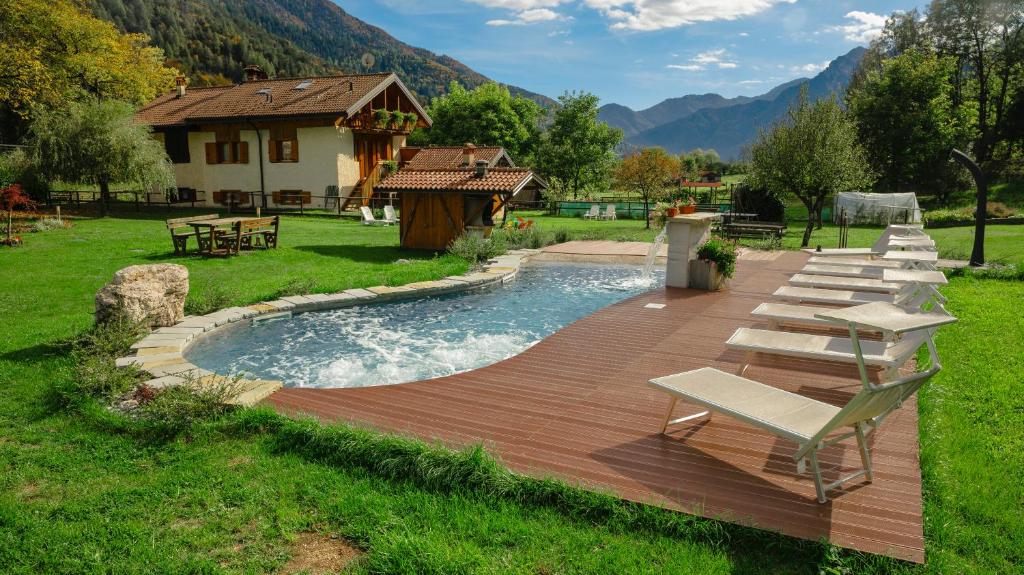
[949, 149, 986, 266]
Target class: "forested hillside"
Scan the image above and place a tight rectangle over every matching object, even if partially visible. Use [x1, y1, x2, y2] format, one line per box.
[87, 0, 554, 106]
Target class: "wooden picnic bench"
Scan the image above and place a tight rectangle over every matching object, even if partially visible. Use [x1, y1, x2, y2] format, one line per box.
[166, 213, 218, 254]
[723, 221, 787, 240]
[215, 216, 280, 254]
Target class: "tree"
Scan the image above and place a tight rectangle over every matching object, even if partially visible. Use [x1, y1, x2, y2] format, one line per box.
[0, 0, 178, 142]
[847, 49, 968, 203]
[928, 0, 1024, 173]
[615, 148, 679, 228]
[28, 100, 175, 217]
[410, 82, 543, 165]
[537, 92, 622, 199]
[748, 89, 875, 247]
[1, 183, 33, 246]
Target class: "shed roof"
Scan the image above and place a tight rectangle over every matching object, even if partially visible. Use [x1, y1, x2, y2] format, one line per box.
[402, 146, 513, 170]
[375, 167, 542, 195]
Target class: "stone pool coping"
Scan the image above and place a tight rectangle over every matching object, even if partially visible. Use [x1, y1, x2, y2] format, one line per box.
[114, 249, 540, 406]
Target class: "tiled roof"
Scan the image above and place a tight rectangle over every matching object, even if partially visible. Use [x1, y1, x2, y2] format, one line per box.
[402, 146, 512, 170]
[376, 168, 540, 194]
[136, 73, 428, 127]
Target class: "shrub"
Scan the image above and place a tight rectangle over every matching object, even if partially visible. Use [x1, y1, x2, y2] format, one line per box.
[984, 201, 1016, 218]
[272, 277, 317, 299]
[32, 218, 66, 232]
[185, 279, 234, 316]
[132, 376, 239, 438]
[50, 315, 146, 407]
[923, 207, 972, 225]
[447, 232, 507, 263]
[493, 225, 554, 250]
[697, 238, 738, 278]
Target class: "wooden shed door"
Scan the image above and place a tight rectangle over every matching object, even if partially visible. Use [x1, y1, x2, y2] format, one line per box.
[355, 134, 392, 179]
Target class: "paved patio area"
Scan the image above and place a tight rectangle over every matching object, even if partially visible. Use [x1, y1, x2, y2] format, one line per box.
[264, 249, 926, 563]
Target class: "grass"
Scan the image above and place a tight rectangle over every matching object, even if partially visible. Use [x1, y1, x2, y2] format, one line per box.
[0, 209, 1021, 573]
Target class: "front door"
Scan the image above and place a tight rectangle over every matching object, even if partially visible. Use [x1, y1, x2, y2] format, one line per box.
[355, 134, 392, 179]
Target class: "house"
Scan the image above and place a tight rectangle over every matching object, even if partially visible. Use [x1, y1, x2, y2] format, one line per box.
[135, 66, 431, 209]
[375, 149, 545, 250]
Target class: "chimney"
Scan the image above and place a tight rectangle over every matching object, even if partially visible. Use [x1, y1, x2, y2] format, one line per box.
[174, 75, 187, 98]
[243, 64, 268, 83]
[463, 143, 476, 167]
[475, 159, 488, 179]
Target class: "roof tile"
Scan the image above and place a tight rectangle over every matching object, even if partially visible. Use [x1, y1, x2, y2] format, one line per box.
[375, 168, 538, 194]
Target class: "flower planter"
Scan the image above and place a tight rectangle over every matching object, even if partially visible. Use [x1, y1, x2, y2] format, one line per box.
[681, 204, 697, 214]
[666, 207, 679, 218]
[688, 259, 728, 291]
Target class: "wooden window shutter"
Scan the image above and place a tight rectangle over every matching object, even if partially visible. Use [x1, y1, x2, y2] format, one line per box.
[268, 140, 279, 163]
[290, 139, 298, 162]
[205, 142, 217, 164]
[238, 142, 249, 164]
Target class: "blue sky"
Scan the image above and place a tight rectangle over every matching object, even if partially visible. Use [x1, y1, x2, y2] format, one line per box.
[336, 1, 926, 110]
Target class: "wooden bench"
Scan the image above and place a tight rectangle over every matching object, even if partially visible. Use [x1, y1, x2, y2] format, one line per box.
[272, 190, 311, 206]
[723, 222, 786, 240]
[215, 216, 280, 254]
[166, 214, 218, 255]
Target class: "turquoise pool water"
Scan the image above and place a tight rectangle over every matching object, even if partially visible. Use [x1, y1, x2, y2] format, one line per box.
[186, 262, 663, 388]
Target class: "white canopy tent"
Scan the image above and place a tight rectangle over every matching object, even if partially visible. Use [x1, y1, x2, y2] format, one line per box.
[834, 192, 922, 224]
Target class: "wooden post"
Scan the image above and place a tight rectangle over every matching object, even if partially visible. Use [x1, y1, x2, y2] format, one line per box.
[56, 206, 61, 224]
[256, 207, 261, 218]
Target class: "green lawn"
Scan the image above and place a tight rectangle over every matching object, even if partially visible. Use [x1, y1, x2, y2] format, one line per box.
[1, 211, 1021, 573]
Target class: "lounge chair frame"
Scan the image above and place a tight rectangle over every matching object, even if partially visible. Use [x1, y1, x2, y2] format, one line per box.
[655, 322, 944, 503]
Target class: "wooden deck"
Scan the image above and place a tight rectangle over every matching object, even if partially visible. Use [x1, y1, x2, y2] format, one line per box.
[264, 250, 925, 563]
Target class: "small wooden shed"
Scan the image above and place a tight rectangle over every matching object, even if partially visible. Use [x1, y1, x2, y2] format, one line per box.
[375, 163, 546, 250]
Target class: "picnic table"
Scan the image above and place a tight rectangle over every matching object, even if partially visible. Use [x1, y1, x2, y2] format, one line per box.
[187, 217, 247, 255]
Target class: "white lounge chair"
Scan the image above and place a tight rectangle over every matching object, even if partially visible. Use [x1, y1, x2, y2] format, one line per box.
[881, 250, 939, 270]
[360, 206, 387, 226]
[800, 264, 886, 279]
[806, 257, 903, 269]
[788, 274, 904, 294]
[650, 303, 952, 502]
[599, 204, 617, 220]
[802, 225, 931, 258]
[773, 286, 895, 306]
[383, 205, 399, 225]
[751, 302, 884, 334]
[887, 236, 936, 251]
[582, 205, 600, 220]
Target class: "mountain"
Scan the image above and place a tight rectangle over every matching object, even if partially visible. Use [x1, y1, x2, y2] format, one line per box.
[602, 47, 866, 159]
[86, 0, 555, 107]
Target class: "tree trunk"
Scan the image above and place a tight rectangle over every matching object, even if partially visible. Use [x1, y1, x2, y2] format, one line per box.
[644, 199, 650, 229]
[799, 199, 815, 247]
[99, 177, 110, 218]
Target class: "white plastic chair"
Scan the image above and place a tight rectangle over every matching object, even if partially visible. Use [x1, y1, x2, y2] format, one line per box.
[383, 205, 398, 225]
[600, 204, 617, 220]
[582, 205, 600, 220]
[360, 206, 385, 226]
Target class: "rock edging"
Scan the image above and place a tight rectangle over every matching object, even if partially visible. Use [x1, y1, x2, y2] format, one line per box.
[114, 249, 539, 405]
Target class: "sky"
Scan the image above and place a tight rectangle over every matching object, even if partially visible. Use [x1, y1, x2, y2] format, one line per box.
[336, 1, 927, 111]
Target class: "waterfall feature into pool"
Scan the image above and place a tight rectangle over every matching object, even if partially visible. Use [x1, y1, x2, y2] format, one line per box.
[186, 262, 664, 388]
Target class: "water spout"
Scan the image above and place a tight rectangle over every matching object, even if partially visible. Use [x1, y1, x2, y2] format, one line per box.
[642, 227, 668, 279]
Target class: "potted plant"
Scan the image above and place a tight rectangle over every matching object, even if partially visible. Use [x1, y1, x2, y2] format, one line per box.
[690, 238, 737, 291]
[373, 108, 390, 129]
[680, 195, 697, 214]
[402, 111, 418, 131]
[665, 199, 680, 218]
[387, 110, 402, 130]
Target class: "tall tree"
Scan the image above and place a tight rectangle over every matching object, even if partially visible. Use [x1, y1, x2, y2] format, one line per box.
[28, 100, 174, 216]
[847, 49, 968, 203]
[615, 148, 679, 229]
[928, 0, 1024, 172]
[410, 82, 543, 165]
[537, 91, 622, 199]
[748, 89, 875, 247]
[0, 0, 177, 142]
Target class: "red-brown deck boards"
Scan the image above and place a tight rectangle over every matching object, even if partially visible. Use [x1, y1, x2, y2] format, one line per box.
[264, 251, 926, 563]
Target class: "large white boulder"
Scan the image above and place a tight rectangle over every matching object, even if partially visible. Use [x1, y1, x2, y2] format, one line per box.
[95, 264, 189, 328]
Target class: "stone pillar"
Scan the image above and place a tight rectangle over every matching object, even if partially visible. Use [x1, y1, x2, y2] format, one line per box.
[665, 213, 720, 288]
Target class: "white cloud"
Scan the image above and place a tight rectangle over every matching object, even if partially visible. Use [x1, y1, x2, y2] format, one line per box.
[827, 11, 887, 43]
[738, 79, 765, 84]
[582, 0, 797, 31]
[738, 31, 750, 37]
[791, 60, 831, 74]
[672, 48, 738, 70]
[486, 7, 566, 26]
[467, 0, 566, 8]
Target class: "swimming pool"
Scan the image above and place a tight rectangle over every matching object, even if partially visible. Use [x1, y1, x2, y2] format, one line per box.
[186, 262, 664, 388]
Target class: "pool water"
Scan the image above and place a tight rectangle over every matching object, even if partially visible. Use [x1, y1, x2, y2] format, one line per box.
[186, 262, 664, 388]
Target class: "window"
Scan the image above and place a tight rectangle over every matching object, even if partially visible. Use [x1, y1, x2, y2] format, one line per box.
[269, 139, 299, 163]
[204, 141, 249, 164]
[163, 127, 190, 164]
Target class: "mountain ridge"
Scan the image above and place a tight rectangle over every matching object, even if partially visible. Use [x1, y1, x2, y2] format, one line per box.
[601, 47, 866, 159]
[86, 0, 556, 108]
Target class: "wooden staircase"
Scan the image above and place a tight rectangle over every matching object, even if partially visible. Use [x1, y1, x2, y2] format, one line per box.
[341, 162, 386, 211]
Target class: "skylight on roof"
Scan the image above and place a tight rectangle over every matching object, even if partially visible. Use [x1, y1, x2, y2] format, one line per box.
[293, 80, 313, 90]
